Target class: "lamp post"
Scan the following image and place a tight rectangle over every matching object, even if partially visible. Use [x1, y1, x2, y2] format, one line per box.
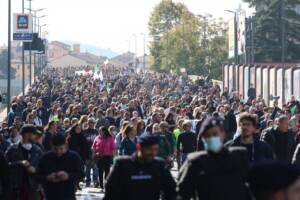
[25, 8, 46, 32]
[225, 9, 238, 65]
[39, 23, 47, 37]
[25, 7, 45, 85]
[140, 33, 146, 70]
[38, 24, 47, 71]
[21, 0, 25, 95]
[280, 0, 286, 103]
[7, 0, 11, 115]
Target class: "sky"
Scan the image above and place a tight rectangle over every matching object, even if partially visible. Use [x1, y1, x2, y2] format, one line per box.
[0, 0, 253, 56]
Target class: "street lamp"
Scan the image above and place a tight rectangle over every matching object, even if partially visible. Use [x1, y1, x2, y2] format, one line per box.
[39, 24, 47, 37]
[24, 7, 46, 86]
[225, 9, 238, 65]
[25, 8, 46, 32]
[36, 16, 47, 36]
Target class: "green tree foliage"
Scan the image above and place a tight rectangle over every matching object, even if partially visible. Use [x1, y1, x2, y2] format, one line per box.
[0, 50, 16, 79]
[243, 0, 300, 62]
[148, 0, 228, 79]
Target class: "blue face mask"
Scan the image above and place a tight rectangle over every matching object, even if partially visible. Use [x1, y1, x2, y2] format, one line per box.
[203, 137, 223, 153]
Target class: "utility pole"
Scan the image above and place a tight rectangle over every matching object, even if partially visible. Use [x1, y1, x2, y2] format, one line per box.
[22, 0, 25, 95]
[281, 0, 286, 103]
[7, 0, 11, 115]
[28, 0, 32, 86]
[234, 12, 238, 64]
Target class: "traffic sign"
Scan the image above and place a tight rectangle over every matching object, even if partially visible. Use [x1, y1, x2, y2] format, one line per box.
[13, 33, 33, 41]
[13, 13, 33, 41]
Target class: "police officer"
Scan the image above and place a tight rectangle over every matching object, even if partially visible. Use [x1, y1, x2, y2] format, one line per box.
[177, 117, 250, 200]
[249, 161, 300, 200]
[104, 135, 176, 200]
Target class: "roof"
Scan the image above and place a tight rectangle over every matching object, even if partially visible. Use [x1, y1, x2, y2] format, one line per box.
[50, 41, 71, 50]
[110, 52, 135, 66]
[50, 54, 88, 68]
[71, 52, 107, 65]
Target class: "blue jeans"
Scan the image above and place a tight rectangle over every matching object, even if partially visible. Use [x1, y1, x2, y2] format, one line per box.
[85, 159, 99, 183]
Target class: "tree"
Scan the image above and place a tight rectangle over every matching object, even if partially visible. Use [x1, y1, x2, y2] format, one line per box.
[243, 0, 300, 62]
[0, 50, 16, 79]
[148, 0, 190, 71]
[148, 1, 228, 80]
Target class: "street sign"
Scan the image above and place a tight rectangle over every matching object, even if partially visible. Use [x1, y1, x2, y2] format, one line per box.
[13, 33, 32, 41]
[13, 13, 33, 41]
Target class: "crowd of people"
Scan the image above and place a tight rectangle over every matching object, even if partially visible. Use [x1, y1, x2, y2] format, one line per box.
[0, 65, 300, 200]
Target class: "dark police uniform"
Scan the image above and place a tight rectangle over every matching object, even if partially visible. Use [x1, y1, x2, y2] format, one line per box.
[104, 154, 176, 200]
[177, 147, 251, 200]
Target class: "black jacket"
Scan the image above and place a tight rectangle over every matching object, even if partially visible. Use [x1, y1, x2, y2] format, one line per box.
[43, 132, 53, 152]
[261, 127, 298, 162]
[36, 150, 84, 200]
[225, 136, 274, 163]
[223, 110, 237, 142]
[177, 147, 250, 200]
[67, 133, 89, 162]
[5, 143, 43, 191]
[0, 152, 9, 199]
[104, 155, 176, 200]
[247, 88, 256, 100]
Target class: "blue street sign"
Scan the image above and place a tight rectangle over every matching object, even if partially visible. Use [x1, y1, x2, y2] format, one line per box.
[13, 33, 33, 41]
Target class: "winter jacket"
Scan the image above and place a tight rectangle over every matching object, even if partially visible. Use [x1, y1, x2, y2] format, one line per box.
[104, 154, 176, 200]
[177, 147, 251, 200]
[5, 143, 43, 191]
[261, 127, 298, 162]
[67, 133, 89, 162]
[225, 135, 274, 163]
[36, 150, 84, 200]
[92, 135, 116, 156]
[119, 137, 137, 156]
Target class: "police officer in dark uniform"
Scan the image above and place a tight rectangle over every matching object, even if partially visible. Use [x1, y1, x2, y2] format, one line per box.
[177, 117, 250, 200]
[104, 135, 176, 200]
[249, 161, 300, 200]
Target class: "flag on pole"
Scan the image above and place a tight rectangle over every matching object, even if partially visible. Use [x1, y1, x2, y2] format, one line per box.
[94, 64, 100, 72]
[102, 59, 109, 69]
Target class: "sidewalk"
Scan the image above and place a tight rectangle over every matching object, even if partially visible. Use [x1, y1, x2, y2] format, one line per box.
[0, 85, 31, 122]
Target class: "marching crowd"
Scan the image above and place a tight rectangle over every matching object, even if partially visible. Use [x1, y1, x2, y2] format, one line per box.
[0, 66, 300, 200]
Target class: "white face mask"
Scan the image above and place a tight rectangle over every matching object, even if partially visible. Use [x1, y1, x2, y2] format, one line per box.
[203, 136, 223, 153]
[22, 143, 32, 151]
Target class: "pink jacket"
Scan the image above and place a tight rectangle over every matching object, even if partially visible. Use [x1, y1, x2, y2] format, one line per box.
[92, 135, 116, 156]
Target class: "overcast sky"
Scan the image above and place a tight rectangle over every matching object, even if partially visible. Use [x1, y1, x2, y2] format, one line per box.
[0, 0, 253, 56]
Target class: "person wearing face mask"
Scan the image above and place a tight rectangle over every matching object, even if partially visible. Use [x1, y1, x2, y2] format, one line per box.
[104, 135, 176, 200]
[5, 124, 43, 200]
[177, 117, 250, 200]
